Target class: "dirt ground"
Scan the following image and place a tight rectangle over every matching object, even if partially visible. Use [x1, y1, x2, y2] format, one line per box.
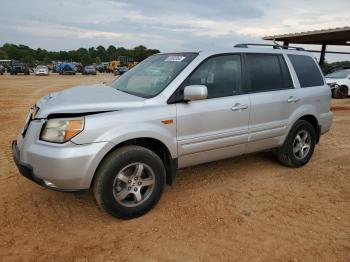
[0, 74, 349, 262]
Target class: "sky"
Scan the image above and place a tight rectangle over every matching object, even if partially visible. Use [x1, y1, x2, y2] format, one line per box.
[0, 0, 349, 62]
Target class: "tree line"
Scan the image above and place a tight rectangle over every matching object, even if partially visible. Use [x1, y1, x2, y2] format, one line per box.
[0, 43, 160, 66]
[321, 60, 350, 74]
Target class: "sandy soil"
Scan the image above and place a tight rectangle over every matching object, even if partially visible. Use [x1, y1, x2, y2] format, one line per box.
[0, 74, 349, 262]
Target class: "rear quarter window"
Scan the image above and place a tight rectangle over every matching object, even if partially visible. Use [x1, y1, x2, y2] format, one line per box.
[288, 54, 324, 87]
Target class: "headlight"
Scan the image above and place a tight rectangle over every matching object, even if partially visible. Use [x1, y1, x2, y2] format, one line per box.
[40, 117, 84, 143]
[327, 82, 339, 89]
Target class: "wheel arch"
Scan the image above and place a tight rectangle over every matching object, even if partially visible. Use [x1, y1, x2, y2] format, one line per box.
[333, 85, 349, 99]
[296, 114, 320, 144]
[340, 84, 349, 94]
[90, 137, 177, 188]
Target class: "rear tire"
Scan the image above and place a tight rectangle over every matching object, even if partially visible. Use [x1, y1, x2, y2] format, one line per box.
[93, 145, 166, 219]
[277, 120, 316, 168]
[333, 85, 348, 99]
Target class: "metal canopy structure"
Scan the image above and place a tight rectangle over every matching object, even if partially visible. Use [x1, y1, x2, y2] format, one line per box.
[263, 27, 350, 66]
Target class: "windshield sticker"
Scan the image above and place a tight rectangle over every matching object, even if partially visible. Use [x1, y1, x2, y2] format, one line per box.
[165, 56, 186, 62]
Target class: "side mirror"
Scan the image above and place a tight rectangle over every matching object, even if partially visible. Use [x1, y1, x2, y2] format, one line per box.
[183, 85, 208, 101]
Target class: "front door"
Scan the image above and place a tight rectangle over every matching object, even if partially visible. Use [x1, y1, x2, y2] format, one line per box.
[175, 54, 251, 168]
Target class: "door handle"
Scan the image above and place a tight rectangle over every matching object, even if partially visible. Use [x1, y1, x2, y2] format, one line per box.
[231, 103, 248, 111]
[287, 97, 300, 103]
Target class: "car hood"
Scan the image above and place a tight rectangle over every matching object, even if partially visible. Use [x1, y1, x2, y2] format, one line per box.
[325, 77, 348, 86]
[36, 84, 146, 118]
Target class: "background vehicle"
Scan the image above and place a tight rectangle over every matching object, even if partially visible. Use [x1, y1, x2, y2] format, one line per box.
[0, 59, 11, 72]
[73, 62, 83, 74]
[0, 65, 4, 75]
[325, 69, 350, 99]
[114, 66, 128, 76]
[82, 65, 97, 75]
[96, 62, 108, 73]
[12, 45, 332, 219]
[128, 61, 138, 69]
[8, 61, 30, 75]
[56, 63, 76, 75]
[107, 57, 131, 73]
[35, 65, 49, 76]
[107, 60, 122, 73]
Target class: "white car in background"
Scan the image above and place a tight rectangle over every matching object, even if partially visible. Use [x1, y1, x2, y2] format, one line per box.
[325, 69, 350, 99]
[35, 65, 49, 76]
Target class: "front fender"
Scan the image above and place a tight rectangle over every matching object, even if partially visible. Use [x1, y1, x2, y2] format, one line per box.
[71, 106, 178, 158]
[101, 122, 177, 158]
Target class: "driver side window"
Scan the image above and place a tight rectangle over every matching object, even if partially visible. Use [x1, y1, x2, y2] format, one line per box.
[187, 54, 242, 99]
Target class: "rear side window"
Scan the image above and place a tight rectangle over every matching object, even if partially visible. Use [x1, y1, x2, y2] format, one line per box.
[245, 54, 293, 93]
[288, 54, 324, 87]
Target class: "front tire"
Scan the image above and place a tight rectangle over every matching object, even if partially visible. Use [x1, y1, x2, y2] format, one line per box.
[93, 145, 166, 219]
[277, 120, 316, 168]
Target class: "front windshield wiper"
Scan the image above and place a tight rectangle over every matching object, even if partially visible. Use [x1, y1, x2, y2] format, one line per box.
[113, 88, 152, 99]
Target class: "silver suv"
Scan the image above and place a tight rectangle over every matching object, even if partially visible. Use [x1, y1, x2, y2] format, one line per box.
[12, 44, 333, 219]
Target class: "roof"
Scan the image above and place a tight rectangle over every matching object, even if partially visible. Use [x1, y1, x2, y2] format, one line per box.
[263, 27, 350, 45]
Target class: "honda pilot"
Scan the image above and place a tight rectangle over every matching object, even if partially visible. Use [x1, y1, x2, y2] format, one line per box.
[12, 44, 333, 219]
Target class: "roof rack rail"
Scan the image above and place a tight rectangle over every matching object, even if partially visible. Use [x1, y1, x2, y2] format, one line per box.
[234, 43, 305, 51]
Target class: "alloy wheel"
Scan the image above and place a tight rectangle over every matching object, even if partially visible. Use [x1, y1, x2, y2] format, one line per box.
[112, 163, 155, 207]
[292, 130, 311, 160]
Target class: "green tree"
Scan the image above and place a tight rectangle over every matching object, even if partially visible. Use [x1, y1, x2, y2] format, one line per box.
[132, 45, 148, 61]
[88, 47, 97, 59]
[81, 54, 92, 66]
[23, 55, 35, 65]
[0, 50, 8, 59]
[0, 43, 160, 64]
[95, 57, 102, 65]
[96, 45, 107, 61]
[107, 45, 117, 60]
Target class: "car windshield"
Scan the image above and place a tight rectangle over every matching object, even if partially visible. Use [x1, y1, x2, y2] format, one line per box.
[85, 66, 94, 69]
[110, 53, 198, 98]
[326, 69, 350, 79]
[36, 65, 47, 69]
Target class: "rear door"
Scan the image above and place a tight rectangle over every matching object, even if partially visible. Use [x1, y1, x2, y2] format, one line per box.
[243, 53, 297, 153]
[175, 54, 251, 168]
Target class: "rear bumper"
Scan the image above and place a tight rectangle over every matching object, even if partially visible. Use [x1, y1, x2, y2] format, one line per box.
[12, 140, 80, 192]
